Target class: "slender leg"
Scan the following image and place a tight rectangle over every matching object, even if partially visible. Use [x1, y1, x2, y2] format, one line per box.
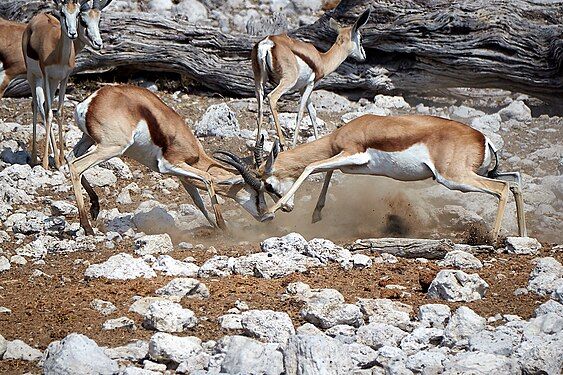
[510, 184, 527, 237]
[268, 77, 296, 148]
[306, 95, 319, 140]
[29, 77, 39, 166]
[292, 81, 315, 148]
[435, 173, 510, 241]
[162, 162, 227, 230]
[255, 81, 265, 144]
[68, 145, 124, 235]
[180, 179, 216, 227]
[269, 151, 370, 214]
[312, 170, 333, 223]
[42, 77, 60, 169]
[56, 77, 69, 166]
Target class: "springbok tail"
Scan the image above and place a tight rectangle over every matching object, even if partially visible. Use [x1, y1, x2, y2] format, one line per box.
[486, 141, 499, 178]
[256, 37, 274, 79]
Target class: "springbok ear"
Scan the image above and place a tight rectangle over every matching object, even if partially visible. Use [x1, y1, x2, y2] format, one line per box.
[99, 0, 114, 10]
[353, 9, 371, 33]
[265, 140, 280, 175]
[328, 18, 341, 32]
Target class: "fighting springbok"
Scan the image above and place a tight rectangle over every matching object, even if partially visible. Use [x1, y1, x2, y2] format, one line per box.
[22, 0, 111, 169]
[224, 115, 527, 240]
[68, 85, 269, 235]
[251, 9, 370, 148]
[0, 18, 27, 98]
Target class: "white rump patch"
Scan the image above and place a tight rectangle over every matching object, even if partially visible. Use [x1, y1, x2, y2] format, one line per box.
[74, 91, 98, 136]
[124, 119, 163, 172]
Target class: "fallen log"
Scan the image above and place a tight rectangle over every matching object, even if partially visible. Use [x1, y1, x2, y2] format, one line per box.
[348, 238, 454, 259]
[1, 0, 561, 107]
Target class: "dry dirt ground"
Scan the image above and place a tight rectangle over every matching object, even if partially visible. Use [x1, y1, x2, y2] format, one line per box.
[0, 79, 561, 373]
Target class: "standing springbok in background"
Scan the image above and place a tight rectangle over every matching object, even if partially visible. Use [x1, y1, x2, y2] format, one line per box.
[251, 9, 370, 148]
[224, 115, 527, 240]
[68, 85, 270, 235]
[0, 18, 27, 98]
[22, 0, 111, 169]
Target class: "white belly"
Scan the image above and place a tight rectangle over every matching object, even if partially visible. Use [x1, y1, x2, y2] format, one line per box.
[123, 120, 162, 172]
[291, 56, 314, 91]
[340, 145, 435, 181]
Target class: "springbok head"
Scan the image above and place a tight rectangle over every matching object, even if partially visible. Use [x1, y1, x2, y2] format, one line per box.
[78, 0, 114, 50]
[54, 0, 81, 40]
[329, 9, 371, 62]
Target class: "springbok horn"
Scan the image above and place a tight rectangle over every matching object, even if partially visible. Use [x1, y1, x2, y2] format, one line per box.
[93, 0, 100, 8]
[254, 135, 265, 168]
[80, 0, 91, 11]
[213, 151, 263, 191]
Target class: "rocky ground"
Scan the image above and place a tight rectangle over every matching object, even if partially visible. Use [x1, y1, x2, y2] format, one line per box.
[0, 76, 562, 374]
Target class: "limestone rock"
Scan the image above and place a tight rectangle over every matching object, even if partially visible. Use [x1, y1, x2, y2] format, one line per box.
[437, 250, 483, 269]
[134, 234, 174, 256]
[85, 253, 156, 280]
[427, 270, 489, 302]
[155, 278, 209, 301]
[241, 310, 295, 344]
[284, 334, 353, 375]
[418, 304, 451, 329]
[219, 335, 284, 375]
[143, 300, 197, 333]
[356, 323, 408, 350]
[505, 236, 541, 255]
[443, 306, 486, 348]
[148, 332, 202, 365]
[3, 339, 42, 361]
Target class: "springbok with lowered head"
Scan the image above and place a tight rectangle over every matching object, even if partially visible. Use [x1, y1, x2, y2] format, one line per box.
[226, 115, 527, 240]
[251, 9, 370, 148]
[0, 18, 27, 98]
[22, 0, 111, 169]
[68, 85, 270, 235]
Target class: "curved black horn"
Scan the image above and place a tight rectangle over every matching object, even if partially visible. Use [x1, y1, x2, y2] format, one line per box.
[80, 0, 91, 11]
[213, 151, 263, 191]
[93, 0, 100, 8]
[254, 135, 265, 168]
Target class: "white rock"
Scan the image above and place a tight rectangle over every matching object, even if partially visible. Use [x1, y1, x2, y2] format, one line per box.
[50, 200, 78, 216]
[373, 94, 410, 110]
[356, 323, 408, 350]
[100, 157, 133, 179]
[129, 297, 170, 317]
[277, 112, 327, 136]
[468, 326, 521, 356]
[121, 367, 160, 375]
[198, 255, 233, 277]
[505, 236, 542, 255]
[311, 90, 351, 112]
[498, 100, 532, 122]
[84, 166, 117, 187]
[219, 313, 243, 330]
[233, 252, 318, 279]
[357, 299, 412, 330]
[148, 332, 202, 365]
[418, 304, 451, 329]
[299, 297, 363, 329]
[155, 277, 209, 300]
[325, 324, 357, 344]
[0, 256, 10, 273]
[0, 334, 6, 358]
[3, 339, 42, 361]
[306, 238, 351, 266]
[553, 282, 563, 304]
[147, 0, 173, 12]
[105, 340, 148, 361]
[347, 342, 378, 368]
[143, 300, 197, 332]
[284, 334, 353, 375]
[470, 113, 501, 133]
[173, 0, 208, 22]
[102, 317, 136, 330]
[449, 105, 485, 119]
[152, 255, 199, 277]
[41, 333, 118, 374]
[535, 299, 563, 318]
[352, 253, 372, 268]
[528, 257, 563, 296]
[261, 232, 308, 253]
[134, 234, 173, 256]
[90, 299, 117, 316]
[513, 329, 563, 374]
[241, 310, 295, 344]
[437, 250, 483, 269]
[194, 103, 241, 138]
[85, 253, 156, 280]
[427, 270, 489, 302]
[219, 335, 284, 375]
[443, 351, 520, 374]
[405, 348, 447, 374]
[400, 326, 444, 355]
[443, 306, 486, 348]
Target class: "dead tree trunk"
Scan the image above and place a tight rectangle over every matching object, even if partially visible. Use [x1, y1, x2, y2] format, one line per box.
[2, 0, 562, 105]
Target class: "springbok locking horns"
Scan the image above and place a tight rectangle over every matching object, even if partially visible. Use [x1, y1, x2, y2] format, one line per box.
[222, 115, 527, 240]
[252, 9, 370, 148]
[68, 85, 270, 235]
[22, 0, 112, 170]
[0, 18, 27, 98]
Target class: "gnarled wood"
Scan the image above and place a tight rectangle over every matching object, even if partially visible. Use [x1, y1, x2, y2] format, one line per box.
[2, 0, 562, 106]
[348, 238, 454, 259]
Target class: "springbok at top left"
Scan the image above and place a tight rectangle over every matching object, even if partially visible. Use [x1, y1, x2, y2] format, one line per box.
[21, 0, 113, 170]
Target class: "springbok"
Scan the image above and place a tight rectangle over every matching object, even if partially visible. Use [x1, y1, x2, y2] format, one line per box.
[223, 115, 527, 240]
[68, 85, 269, 235]
[0, 18, 27, 98]
[251, 9, 370, 148]
[22, 0, 111, 169]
